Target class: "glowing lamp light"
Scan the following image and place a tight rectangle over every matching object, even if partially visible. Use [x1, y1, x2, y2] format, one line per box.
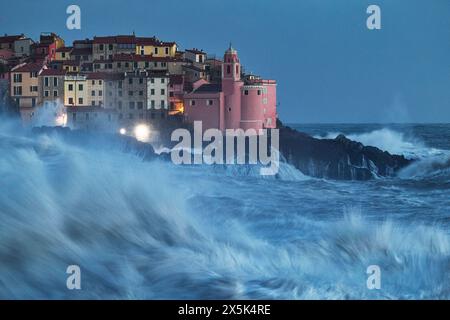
[134, 124, 150, 142]
[119, 128, 127, 135]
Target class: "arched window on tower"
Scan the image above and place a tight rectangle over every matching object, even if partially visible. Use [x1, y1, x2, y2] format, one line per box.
[227, 65, 231, 74]
[236, 65, 239, 75]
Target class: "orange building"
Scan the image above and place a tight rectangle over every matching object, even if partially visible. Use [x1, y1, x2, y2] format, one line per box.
[10, 62, 46, 121]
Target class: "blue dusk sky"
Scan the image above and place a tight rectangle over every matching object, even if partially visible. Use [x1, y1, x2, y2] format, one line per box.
[1, 0, 449, 123]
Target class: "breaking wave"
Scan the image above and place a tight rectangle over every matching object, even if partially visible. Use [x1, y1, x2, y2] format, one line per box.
[1, 120, 450, 299]
[315, 128, 443, 159]
[398, 155, 450, 181]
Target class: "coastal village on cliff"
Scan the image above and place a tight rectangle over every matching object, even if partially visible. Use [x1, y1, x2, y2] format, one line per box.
[0, 32, 411, 180]
[0, 32, 277, 135]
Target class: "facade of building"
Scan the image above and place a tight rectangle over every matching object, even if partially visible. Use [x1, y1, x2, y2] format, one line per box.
[64, 74, 89, 107]
[135, 37, 177, 57]
[185, 48, 206, 64]
[71, 48, 92, 63]
[10, 62, 46, 120]
[39, 68, 66, 107]
[118, 70, 148, 123]
[184, 83, 225, 131]
[55, 47, 72, 60]
[93, 35, 137, 61]
[66, 107, 116, 130]
[184, 46, 277, 132]
[62, 60, 81, 73]
[168, 75, 184, 115]
[0, 34, 24, 50]
[86, 73, 106, 107]
[147, 71, 169, 112]
[103, 72, 125, 109]
[13, 38, 34, 57]
[204, 57, 222, 83]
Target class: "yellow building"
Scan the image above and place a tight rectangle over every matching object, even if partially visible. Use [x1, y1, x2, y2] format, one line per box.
[135, 37, 177, 57]
[64, 74, 89, 107]
[64, 73, 108, 107]
[55, 47, 72, 60]
[86, 73, 106, 107]
[62, 60, 81, 73]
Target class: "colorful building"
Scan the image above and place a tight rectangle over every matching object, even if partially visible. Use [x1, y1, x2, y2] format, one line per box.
[62, 60, 81, 73]
[10, 62, 46, 121]
[86, 73, 106, 107]
[3, 30, 278, 133]
[55, 47, 72, 61]
[184, 45, 277, 132]
[168, 75, 184, 115]
[64, 74, 89, 107]
[32, 33, 65, 62]
[93, 35, 137, 61]
[135, 37, 177, 57]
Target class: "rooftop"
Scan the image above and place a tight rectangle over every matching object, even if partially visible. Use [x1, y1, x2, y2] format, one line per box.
[56, 47, 73, 52]
[73, 39, 93, 45]
[186, 48, 205, 55]
[93, 35, 136, 44]
[193, 83, 222, 93]
[12, 62, 44, 72]
[40, 69, 66, 76]
[86, 72, 124, 80]
[63, 60, 81, 66]
[0, 34, 24, 43]
[71, 47, 92, 55]
[93, 35, 176, 47]
[112, 53, 182, 63]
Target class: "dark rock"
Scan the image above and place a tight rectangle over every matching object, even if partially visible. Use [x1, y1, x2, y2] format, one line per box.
[30, 121, 413, 181]
[278, 122, 412, 180]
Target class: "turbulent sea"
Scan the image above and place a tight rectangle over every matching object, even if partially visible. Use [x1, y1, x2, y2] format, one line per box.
[1, 121, 450, 299]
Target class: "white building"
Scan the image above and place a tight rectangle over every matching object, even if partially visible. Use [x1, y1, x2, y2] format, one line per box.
[147, 71, 169, 110]
[185, 48, 206, 64]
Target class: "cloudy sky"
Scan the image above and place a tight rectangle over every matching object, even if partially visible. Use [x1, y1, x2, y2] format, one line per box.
[1, 0, 449, 123]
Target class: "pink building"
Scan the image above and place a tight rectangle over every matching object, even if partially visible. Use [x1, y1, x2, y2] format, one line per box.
[168, 74, 184, 115]
[31, 33, 64, 62]
[184, 45, 277, 132]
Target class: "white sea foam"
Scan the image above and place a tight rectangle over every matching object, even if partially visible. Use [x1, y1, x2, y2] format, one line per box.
[316, 128, 445, 159]
[1, 120, 450, 299]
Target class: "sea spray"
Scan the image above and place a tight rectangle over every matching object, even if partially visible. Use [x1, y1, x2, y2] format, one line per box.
[1, 121, 450, 299]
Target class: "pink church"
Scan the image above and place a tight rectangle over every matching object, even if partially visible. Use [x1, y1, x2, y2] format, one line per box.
[183, 45, 277, 132]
